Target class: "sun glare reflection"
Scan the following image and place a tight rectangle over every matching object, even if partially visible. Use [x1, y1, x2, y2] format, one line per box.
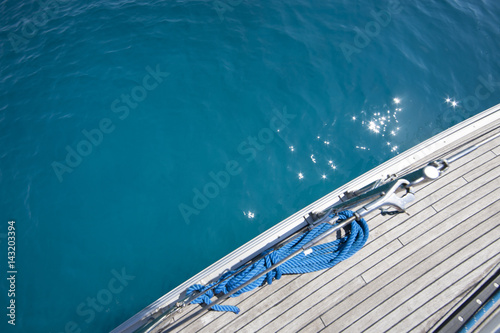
[445, 96, 458, 108]
[286, 98, 406, 183]
[243, 211, 255, 219]
[352, 97, 404, 154]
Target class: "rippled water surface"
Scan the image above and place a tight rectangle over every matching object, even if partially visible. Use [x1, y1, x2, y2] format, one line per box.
[1, 0, 500, 331]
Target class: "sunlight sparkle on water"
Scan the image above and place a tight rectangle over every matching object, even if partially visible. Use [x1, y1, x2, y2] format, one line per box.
[368, 121, 380, 133]
[243, 211, 255, 219]
[445, 97, 458, 107]
[351, 98, 405, 155]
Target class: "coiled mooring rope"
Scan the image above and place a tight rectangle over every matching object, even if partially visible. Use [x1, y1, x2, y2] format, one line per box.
[186, 210, 368, 314]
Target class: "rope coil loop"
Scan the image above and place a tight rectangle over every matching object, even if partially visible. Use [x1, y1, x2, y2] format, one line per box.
[186, 210, 368, 314]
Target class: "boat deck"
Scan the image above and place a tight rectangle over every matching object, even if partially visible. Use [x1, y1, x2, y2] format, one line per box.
[163, 122, 500, 333]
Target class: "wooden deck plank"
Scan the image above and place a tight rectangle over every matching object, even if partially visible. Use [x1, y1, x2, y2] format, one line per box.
[463, 154, 500, 183]
[191, 276, 317, 332]
[362, 198, 500, 284]
[432, 162, 499, 212]
[390, 256, 500, 333]
[249, 243, 401, 332]
[374, 249, 500, 333]
[280, 205, 498, 333]
[217, 275, 318, 332]
[221, 240, 401, 333]
[400, 173, 500, 245]
[168, 275, 293, 332]
[325, 235, 500, 333]
[320, 200, 500, 330]
[252, 277, 366, 333]
[195, 269, 330, 332]
[408, 289, 469, 333]
[195, 232, 397, 333]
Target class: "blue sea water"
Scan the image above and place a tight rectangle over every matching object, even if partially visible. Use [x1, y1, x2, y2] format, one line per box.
[1, 0, 500, 331]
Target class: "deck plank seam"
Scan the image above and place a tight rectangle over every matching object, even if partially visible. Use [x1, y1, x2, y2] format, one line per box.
[319, 316, 327, 329]
[396, 238, 405, 249]
[361, 273, 369, 285]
